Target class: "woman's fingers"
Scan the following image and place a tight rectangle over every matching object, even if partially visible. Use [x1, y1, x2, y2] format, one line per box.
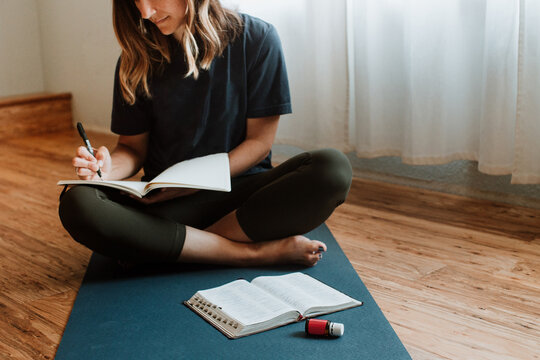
[73, 146, 103, 179]
[76, 167, 95, 179]
[76, 145, 96, 160]
[72, 157, 98, 168]
[72, 156, 100, 172]
[95, 146, 111, 170]
[74, 146, 99, 168]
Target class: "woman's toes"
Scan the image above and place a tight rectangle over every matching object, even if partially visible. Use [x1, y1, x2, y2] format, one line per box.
[309, 241, 327, 254]
[304, 255, 317, 266]
[316, 241, 327, 253]
[306, 249, 324, 266]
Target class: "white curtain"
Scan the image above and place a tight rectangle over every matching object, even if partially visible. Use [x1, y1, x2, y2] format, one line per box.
[226, 0, 540, 184]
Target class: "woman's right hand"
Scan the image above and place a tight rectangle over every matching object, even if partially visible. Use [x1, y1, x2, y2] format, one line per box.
[72, 146, 112, 180]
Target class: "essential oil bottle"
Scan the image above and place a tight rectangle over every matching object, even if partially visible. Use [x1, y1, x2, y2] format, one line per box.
[305, 319, 344, 337]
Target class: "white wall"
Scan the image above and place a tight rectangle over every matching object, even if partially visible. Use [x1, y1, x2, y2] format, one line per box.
[0, 0, 44, 97]
[36, 0, 120, 131]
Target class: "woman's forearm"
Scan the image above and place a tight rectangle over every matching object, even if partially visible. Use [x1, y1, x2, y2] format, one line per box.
[228, 138, 272, 177]
[107, 143, 145, 180]
[228, 116, 280, 177]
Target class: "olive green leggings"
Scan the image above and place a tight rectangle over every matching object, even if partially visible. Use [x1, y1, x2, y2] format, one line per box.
[58, 149, 352, 263]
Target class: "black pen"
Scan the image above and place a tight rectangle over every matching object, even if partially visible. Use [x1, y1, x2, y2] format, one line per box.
[76, 122, 103, 179]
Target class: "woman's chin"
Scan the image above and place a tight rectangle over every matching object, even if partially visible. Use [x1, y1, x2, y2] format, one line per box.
[154, 25, 173, 35]
[157, 24, 183, 37]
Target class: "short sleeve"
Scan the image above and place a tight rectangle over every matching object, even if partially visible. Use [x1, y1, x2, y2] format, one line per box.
[246, 23, 292, 118]
[110, 58, 152, 135]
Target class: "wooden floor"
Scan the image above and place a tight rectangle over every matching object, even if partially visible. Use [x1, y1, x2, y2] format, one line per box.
[1, 129, 539, 359]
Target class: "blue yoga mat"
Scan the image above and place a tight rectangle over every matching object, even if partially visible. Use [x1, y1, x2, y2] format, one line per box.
[55, 224, 411, 359]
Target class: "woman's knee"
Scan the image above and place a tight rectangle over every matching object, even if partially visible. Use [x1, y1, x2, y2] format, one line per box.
[60, 185, 95, 218]
[309, 148, 353, 198]
[58, 186, 109, 241]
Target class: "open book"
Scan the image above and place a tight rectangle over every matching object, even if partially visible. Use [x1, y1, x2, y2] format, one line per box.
[184, 272, 363, 339]
[57, 153, 231, 197]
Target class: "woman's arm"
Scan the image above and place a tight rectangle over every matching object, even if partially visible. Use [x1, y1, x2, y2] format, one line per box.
[228, 115, 280, 177]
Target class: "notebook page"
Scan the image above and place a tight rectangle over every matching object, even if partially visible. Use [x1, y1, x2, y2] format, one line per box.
[150, 153, 231, 192]
[198, 279, 297, 326]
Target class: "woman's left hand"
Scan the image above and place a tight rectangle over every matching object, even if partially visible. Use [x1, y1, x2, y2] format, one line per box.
[130, 188, 199, 205]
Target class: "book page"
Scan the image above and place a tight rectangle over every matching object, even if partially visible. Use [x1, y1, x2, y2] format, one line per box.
[148, 153, 231, 192]
[252, 273, 359, 315]
[198, 279, 298, 326]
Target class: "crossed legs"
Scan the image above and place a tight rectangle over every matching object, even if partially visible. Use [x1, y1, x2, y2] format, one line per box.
[59, 149, 352, 267]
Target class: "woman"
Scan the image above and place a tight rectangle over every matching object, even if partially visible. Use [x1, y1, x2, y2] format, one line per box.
[59, 0, 352, 267]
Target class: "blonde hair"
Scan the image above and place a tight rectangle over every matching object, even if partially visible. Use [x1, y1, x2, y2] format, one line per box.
[112, 0, 243, 105]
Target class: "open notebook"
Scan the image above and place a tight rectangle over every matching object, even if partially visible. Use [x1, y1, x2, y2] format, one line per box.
[57, 153, 231, 197]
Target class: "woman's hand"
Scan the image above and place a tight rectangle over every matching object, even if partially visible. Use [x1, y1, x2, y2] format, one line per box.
[129, 188, 199, 205]
[72, 146, 112, 180]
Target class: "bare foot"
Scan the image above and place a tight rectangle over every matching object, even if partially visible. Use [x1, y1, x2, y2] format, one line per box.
[255, 235, 327, 266]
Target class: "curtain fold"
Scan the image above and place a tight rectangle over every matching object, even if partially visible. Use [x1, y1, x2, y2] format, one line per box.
[478, 0, 519, 175]
[513, 0, 540, 184]
[226, 0, 540, 184]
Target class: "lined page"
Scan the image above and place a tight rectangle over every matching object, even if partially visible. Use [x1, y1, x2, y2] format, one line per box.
[198, 279, 297, 326]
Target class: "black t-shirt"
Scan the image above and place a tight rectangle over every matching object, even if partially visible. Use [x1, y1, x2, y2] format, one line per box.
[111, 14, 291, 181]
